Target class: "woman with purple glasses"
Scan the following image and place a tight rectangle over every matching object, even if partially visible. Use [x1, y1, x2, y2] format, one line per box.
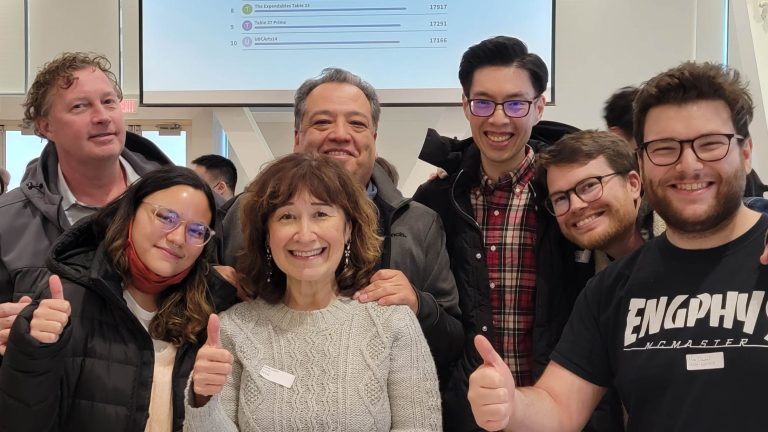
[0, 166, 237, 432]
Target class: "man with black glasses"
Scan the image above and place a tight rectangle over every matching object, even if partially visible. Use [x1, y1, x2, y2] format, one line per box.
[468, 61, 768, 431]
[414, 36, 617, 431]
[536, 130, 650, 267]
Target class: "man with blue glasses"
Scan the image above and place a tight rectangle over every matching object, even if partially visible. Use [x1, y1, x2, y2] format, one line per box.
[469, 61, 768, 432]
[414, 36, 618, 431]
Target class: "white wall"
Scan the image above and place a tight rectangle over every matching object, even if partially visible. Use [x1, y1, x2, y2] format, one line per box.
[1, 0, 765, 196]
[730, 0, 768, 181]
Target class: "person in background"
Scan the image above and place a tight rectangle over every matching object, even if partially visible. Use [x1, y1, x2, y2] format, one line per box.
[603, 86, 639, 148]
[0, 52, 171, 358]
[191, 154, 237, 202]
[185, 153, 441, 431]
[0, 166, 236, 432]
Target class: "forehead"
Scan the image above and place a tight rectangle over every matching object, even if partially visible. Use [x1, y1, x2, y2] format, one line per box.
[643, 100, 734, 142]
[468, 65, 536, 98]
[547, 156, 613, 191]
[303, 82, 373, 118]
[143, 185, 211, 222]
[47, 67, 115, 106]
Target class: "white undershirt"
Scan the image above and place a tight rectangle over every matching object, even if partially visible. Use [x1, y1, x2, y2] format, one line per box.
[123, 289, 170, 353]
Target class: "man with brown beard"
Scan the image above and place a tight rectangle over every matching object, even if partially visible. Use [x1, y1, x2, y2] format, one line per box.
[468, 61, 768, 432]
[537, 130, 650, 266]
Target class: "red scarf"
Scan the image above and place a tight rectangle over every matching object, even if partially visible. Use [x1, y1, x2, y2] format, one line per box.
[125, 220, 192, 295]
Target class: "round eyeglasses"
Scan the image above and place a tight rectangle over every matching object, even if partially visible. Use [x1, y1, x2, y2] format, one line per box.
[143, 202, 215, 246]
[640, 133, 743, 166]
[468, 97, 538, 118]
[545, 172, 625, 217]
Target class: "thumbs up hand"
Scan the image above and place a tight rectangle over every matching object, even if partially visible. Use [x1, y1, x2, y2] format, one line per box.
[29, 275, 71, 344]
[468, 335, 516, 431]
[192, 314, 234, 406]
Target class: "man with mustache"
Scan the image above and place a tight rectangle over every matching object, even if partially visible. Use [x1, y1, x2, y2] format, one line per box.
[221, 68, 464, 387]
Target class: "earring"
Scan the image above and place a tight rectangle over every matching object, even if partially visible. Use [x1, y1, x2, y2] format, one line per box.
[343, 241, 351, 271]
[265, 242, 273, 283]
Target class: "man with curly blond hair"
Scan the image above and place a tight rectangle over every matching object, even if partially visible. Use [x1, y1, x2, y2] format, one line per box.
[0, 52, 171, 357]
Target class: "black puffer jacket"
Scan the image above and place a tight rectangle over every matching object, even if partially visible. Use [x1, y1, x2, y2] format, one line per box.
[414, 130, 601, 431]
[0, 220, 237, 432]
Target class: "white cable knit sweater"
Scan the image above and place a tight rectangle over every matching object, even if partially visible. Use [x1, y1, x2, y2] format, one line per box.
[184, 297, 442, 431]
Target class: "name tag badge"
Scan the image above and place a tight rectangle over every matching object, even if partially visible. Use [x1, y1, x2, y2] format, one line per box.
[686, 352, 725, 371]
[574, 249, 591, 263]
[260, 365, 296, 388]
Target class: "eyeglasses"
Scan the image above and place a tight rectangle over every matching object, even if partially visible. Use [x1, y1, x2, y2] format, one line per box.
[641, 133, 743, 166]
[468, 97, 538, 118]
[143, 202, 215, 246]
[545, 172, 624, 217]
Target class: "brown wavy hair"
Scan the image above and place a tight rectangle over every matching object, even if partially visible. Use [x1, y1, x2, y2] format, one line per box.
[238, 152, 382, 303]
[633, 61, 754, 146]
[23, 52, 122, 137]
[91, 166, 216, 345]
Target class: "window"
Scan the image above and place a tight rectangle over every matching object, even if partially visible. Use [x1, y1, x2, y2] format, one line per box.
[4, 131, 47, 190]
[141, 131, 187, 166]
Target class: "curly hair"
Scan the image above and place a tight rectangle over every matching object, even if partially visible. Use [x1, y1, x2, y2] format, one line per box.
[633, 62, 753, 146]
[238, 153, 382, 303]
[92, 166, 217, 345]
[23, 52, 122, 137]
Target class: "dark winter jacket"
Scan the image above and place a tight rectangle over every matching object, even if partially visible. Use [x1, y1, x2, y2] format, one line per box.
[0, 220, 237, 432]
[413, 129, 600, 431]
[0, 132, 171, 303]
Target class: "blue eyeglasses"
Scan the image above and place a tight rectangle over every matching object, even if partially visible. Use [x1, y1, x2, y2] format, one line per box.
[468, 97, 539, 118]
[143, 202, 215, 246]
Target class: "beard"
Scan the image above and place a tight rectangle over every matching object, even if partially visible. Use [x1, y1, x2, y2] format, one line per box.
[562, 204, 637, 252]
[643, 166, 745, 235]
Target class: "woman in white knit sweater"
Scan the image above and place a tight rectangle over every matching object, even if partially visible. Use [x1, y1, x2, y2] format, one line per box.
[185, 153, 442, 431]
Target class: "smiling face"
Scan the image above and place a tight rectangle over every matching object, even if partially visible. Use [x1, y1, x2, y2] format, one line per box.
[640, 100, 751, 234]
[130, 185, 212, 277]
[463, 65, 545, 180]
[36, 67, 126, 166]
[268, 190, 351, 292]
[547, 156, 641, 253]
[294, 82, 377, 186]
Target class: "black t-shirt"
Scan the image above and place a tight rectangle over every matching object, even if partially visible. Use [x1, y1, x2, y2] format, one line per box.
[552, 215, 768, 431]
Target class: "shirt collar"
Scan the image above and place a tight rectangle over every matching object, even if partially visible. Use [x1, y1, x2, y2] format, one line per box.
[479, 145, 536, 194]
[58, 156, 140, 214]
[365, 181, 378, 200]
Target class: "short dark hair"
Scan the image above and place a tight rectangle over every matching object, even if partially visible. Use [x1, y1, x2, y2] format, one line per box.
[92, 166, 217, 345]
[458, 36, 548, 97]
[536, 130, 639, 196]
[603, 86, 639, 137]
[238, 153, 382, 303]
[294, 67, 381, 131]
[192, 154, 238, 192]
[24, 52, 122, 137]
[633, 62, 754, 146]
